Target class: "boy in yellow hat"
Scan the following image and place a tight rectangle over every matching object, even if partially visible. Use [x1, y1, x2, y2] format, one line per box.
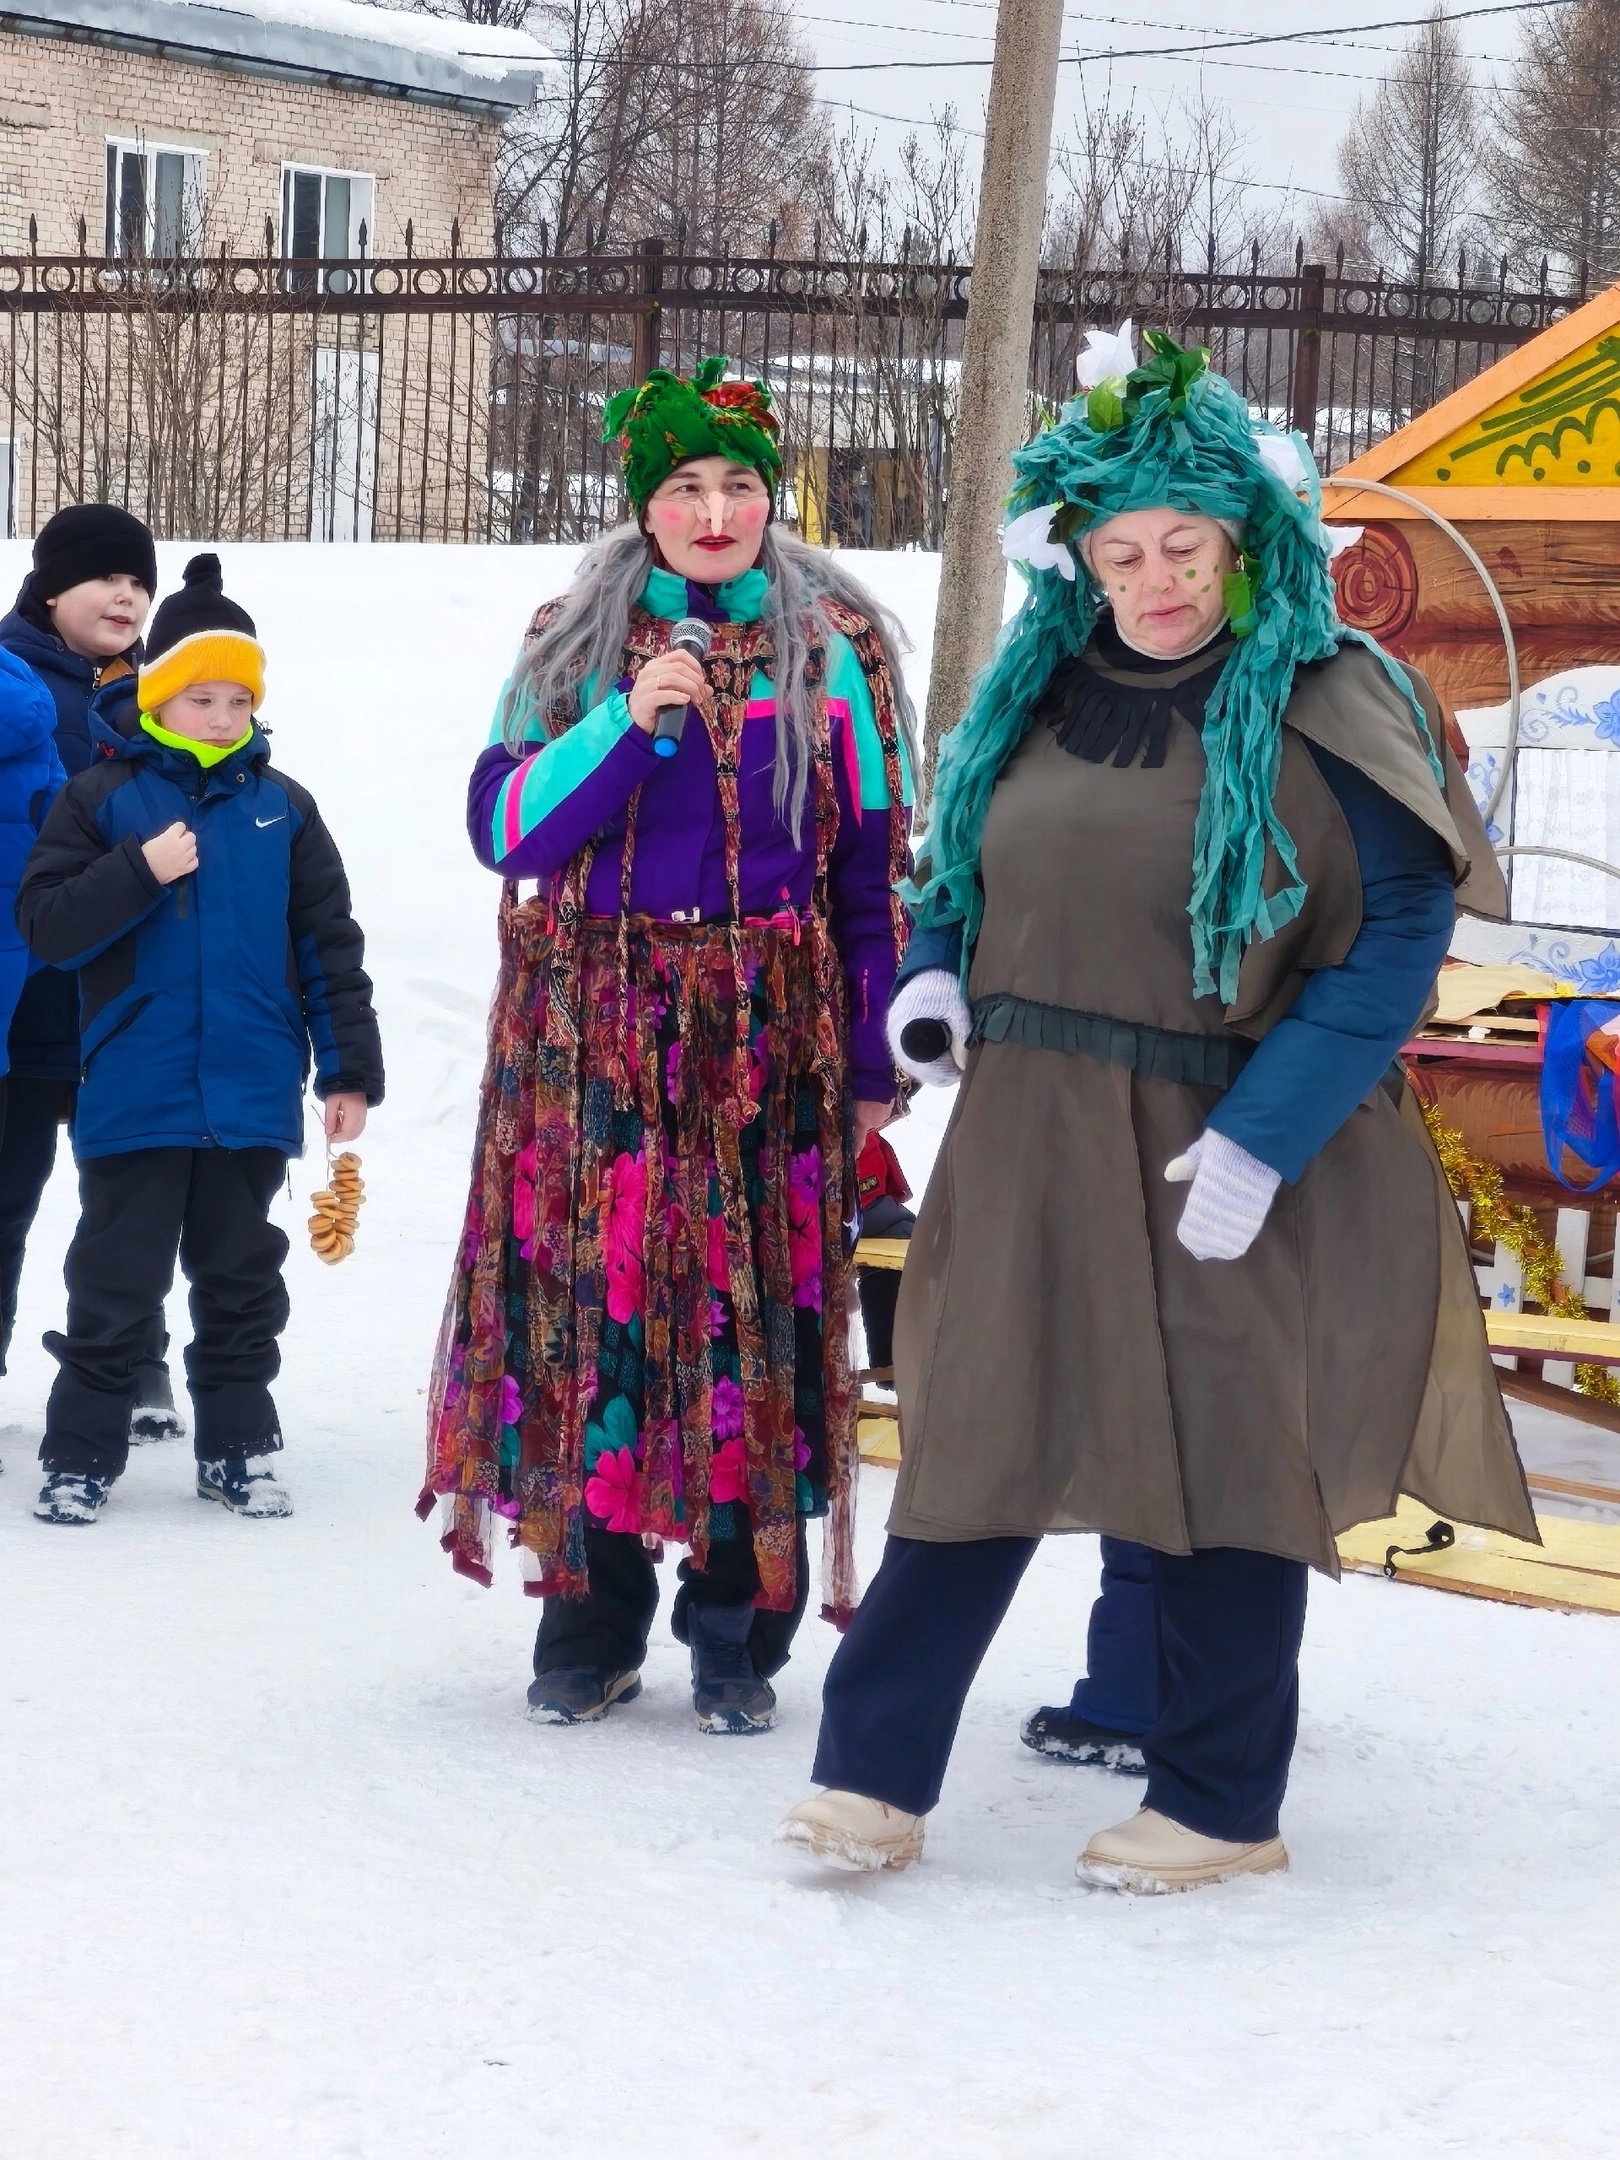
[18, 553, 384, 1525]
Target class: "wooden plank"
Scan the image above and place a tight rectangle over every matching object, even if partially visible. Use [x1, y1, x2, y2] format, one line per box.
[1337, 1496, 1620, 1614]
[857, 1415, 900, 1468]
[1485, 1310, 1620, 1364]
[1546, 1210, 1591, 1389]
[1500, 1368, 1620, 1438]
[1323, 485, 1620, 521]
[1528, 1467, 1620, 1507]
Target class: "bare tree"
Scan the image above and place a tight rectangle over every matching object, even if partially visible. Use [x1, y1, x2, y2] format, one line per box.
[1336, 5, 1483, 284]
[494, 0, 824, 254]
[1487, 0, 1620, 285]
[423, 0, 542, 26]
[802, 111, 974, 545]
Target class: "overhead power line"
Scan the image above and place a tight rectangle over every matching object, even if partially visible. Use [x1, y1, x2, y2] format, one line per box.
[806, 0, 1571, 69]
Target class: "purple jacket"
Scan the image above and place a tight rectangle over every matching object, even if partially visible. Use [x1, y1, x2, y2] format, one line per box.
[468, 568, 911, 1100]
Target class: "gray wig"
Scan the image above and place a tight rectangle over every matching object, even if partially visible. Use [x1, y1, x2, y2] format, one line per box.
[500, 524, 922, 844]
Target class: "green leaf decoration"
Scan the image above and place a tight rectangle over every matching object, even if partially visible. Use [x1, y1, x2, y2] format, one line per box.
[1121, 330, 1212, 420]
[1222, 551, 1263, 638]
[1086, 383, 1126, 433]
[1050, 499, 1091, 544]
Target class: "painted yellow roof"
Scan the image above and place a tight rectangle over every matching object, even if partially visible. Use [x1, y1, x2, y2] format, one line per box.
[1322, 280, 1620, 519]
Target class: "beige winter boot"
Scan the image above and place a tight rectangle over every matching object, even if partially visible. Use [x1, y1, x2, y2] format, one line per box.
[776, 1789, 925, 1872]
[1077, 1807, 1288, 1894]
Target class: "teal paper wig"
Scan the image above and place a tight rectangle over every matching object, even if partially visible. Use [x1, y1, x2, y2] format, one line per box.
[911, 331, 1439, 1003]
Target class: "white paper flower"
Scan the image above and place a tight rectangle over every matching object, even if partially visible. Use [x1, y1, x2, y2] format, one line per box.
[1000, 502, 1077, 581]
[1253, 430, 1310, 495]
[1076, 320, 1137, 392]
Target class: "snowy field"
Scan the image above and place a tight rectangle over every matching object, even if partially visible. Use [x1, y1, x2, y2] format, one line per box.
[1, 543, 1618, 2159]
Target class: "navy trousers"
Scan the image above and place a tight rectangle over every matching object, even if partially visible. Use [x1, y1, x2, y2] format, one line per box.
[813, 1534, 1309, 1842]
[1070, 1535, 1159, 1736]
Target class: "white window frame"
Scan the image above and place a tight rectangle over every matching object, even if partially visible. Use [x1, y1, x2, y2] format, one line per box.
[104, 137, 207, 260]
[280, 163, 376, 292]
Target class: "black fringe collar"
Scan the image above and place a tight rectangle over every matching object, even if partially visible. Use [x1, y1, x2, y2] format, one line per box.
[1035, 618, 1233, 769]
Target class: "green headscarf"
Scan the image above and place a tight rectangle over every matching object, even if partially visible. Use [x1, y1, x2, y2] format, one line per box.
[603, 355, 783, 511]
[910, 330, 1440, 1004]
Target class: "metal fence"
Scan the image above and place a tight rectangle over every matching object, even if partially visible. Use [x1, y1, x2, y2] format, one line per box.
[0, 231, 1587, 547]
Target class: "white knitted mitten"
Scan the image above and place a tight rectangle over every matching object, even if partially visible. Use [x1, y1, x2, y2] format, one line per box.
[886, 968, 972, 1088]
[1164, 1131, 1281, 1262]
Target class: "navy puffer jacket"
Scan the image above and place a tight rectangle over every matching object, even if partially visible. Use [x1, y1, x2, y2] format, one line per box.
[15, 724, 383, 1159]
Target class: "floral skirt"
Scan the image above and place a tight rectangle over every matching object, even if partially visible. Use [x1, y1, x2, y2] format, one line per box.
[420, 906, 858, 1617]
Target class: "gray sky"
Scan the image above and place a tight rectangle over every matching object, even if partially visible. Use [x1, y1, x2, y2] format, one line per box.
[797, 0, 1534, 234]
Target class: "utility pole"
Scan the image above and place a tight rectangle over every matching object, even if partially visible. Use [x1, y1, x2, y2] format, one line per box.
[923, 0, 1066, 785]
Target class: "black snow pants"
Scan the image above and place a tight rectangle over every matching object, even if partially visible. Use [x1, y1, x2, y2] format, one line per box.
[41, 1146, 289, 1480]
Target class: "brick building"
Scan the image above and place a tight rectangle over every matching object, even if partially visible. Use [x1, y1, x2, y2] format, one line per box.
[0, 0, 547, 538]
[0, 0, 546, 257]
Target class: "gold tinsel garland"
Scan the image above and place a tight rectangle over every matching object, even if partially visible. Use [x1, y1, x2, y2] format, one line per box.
[1420, 1097, 1620, 1404]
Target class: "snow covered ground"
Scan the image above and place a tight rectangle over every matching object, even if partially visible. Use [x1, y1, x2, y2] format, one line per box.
[1, 543, 1618, 2159]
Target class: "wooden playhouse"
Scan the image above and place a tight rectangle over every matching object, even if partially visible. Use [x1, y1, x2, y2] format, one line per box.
[1322, 279, 1620, 720]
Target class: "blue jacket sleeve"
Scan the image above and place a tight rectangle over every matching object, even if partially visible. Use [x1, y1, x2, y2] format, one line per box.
[893, 887, 966, 995]
[1207, 745, 1455, 1184]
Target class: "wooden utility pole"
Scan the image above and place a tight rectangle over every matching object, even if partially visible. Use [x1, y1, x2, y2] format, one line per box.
[924, 0, 1066, 784]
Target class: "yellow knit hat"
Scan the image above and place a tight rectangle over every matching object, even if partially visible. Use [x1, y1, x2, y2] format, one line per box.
[137, 553, 266, 712]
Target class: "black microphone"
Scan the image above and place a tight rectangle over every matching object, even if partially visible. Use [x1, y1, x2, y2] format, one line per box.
[900, 1018, 952, 1065]
[652, 615, 714, 758]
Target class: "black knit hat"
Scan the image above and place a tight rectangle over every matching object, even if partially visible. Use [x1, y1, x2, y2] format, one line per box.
[139, 554, 265, 711]
[28, 504, 157, 603]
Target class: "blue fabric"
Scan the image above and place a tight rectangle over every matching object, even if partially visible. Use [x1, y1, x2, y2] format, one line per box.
[1207, 745, 1455, 1183]
[19, 728, 376, 1159]
[0, 649, 67, 1079]
[893, 890, 964, 993]
[0, 605, 139, 1079]
[1540, 999, 1620, 1192]
[1069, 1536, 1158, 1735]
[812, 1532, 1306, 1835]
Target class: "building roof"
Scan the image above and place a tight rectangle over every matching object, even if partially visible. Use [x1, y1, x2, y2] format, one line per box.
[1323, 281, 1620, 524]
[2, 0, 552, 116]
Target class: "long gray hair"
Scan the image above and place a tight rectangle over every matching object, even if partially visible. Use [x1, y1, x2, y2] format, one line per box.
[500, 523, 922, 844]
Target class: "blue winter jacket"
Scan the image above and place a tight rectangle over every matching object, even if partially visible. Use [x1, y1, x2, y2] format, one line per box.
[15, 724, 384, 1160]
[0, 650, 67, 1078]
[0, 600, 141, 1081]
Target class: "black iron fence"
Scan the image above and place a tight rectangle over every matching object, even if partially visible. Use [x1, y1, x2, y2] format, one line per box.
[0, 233, 1587, 546]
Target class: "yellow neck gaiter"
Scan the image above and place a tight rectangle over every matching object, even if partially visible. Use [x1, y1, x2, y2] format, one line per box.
[140, 713, 254, 769]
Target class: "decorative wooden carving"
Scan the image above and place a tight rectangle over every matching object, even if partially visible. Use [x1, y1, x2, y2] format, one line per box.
[1331, 522, 1419, 642]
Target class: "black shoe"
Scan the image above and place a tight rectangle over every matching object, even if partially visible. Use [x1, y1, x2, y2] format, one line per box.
[1020, 1703, 1147, 1774]
[35, 1471, 114, 1525]
[197, 1456, 293, 1517]
[130, 1362, 186, 1444]
[688, 1603, 777, 1734]
[526, 1667, 643, 1724]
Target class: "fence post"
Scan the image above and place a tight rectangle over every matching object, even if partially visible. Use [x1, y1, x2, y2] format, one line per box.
[1290, 260, 1326, 449]
[633, 236, 665, 383]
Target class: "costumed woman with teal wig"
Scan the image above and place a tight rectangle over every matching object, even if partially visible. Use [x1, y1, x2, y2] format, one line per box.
[778, 326, 1536, 1891]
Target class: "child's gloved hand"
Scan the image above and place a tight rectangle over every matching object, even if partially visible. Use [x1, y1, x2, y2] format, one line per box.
[1164, 1130, 1280, 1261]
[324, 1092, 368, 1142]
[142, 821, 198, 886]
[886, 968, 971, 1087]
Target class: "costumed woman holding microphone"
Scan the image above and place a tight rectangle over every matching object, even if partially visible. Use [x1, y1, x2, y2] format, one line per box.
[778, 327, 1535, 1889]
[421, 359, 917, 1734]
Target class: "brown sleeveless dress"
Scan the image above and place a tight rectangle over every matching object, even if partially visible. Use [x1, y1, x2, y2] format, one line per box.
[889, 641, 1536, 1572]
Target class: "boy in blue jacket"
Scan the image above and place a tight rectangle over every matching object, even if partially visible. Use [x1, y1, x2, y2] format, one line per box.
[17, 555, 384, 1525]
